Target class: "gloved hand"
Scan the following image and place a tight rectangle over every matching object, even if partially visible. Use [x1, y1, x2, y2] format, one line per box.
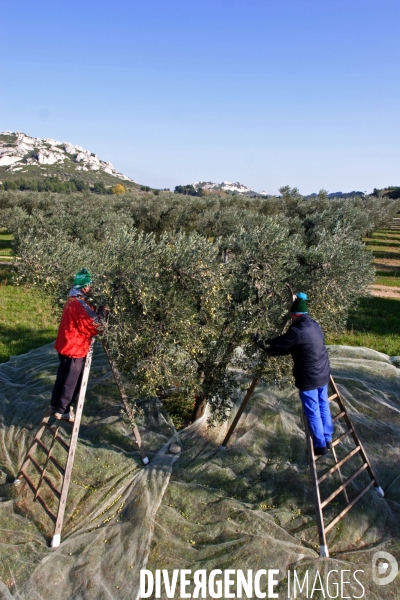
[250, 332, 261, 345]
[97, 305, 110, 320]
[251, 333, 272, 352]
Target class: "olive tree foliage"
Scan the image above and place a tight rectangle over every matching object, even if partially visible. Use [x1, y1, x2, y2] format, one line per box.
[2, 187, 398, 250]
[15, 219, 301, 421]
[278, 186, 400, 240]
[2, 186, 387, 422]
[0, 192, 133, 253]
[14, 203, 375, 422]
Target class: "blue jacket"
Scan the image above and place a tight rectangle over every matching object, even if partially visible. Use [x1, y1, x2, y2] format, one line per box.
[261, 314, 330, 391]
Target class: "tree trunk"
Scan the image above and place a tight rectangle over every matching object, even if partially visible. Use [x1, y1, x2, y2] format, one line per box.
[192, 394, 207, 421]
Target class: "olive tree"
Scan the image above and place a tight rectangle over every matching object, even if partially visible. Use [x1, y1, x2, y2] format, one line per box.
[14, 207, 374, 423]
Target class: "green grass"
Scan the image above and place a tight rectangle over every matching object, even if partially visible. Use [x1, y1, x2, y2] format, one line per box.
[364, 228, 400, 258]
[364, 239, 400, 247]
[0, 230, 57, 362]
[0, 227, 14, 260]
[365, 244, 400, 253]
[373, 229, 400, 233]
[369, 250, 400, 259]
[371, 232, 400, 240]
[327, 296, 400, 356]
[375, 276, 400, 287]
[0, 265, 58, 363]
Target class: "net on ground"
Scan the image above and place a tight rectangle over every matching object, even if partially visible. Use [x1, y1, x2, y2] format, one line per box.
[0, 343, 399, 599]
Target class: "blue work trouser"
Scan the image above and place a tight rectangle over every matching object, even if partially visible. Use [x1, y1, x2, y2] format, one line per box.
[299, 385, 334, 448]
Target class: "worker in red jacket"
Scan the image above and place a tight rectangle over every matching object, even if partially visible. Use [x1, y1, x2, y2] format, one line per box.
[50, 268, 102, 422]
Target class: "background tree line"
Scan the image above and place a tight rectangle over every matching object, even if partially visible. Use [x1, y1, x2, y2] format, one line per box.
[0, 178, 126, 196]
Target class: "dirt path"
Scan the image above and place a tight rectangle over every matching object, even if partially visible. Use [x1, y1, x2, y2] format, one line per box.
[374, 258, 400, 269]
[369, 284, 400, 299]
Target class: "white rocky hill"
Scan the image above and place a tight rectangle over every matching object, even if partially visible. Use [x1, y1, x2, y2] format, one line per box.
[192, 180, 269, 196]
[0, 132, 134, 182]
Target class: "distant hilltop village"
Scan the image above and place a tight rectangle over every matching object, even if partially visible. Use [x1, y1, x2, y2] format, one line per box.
[0, 132, 133, 182]
[174, 181, 270, 198]
[193, 180, 267, 196]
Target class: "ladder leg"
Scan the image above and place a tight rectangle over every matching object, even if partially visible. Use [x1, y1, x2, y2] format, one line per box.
[328, 380, 349, 504]
[331, 445, 349, 504]
[303, 410, 329, 558]
[330, 376, 384, 497]
[102, 341, 149, 465]
[51, 342, 94, 548]
[220, 376, 260, 449]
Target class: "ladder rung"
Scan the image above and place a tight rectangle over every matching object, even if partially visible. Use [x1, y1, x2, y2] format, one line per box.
[44, 424, 70, 452]
[318, 446, 361, 484]
[42, 475, 61, 499]
[35, 494, 57, 523]
[36, 438, 51, 456]
[49, 454, 65, 476]
[21, 469, 57, 522]
[332, 428, 353, 447]
[324, 480, 376, 534]
[29, 454, 44, 476]
[36, 440, 65, 475]
[20, 469, 39, 496]
[320, 463, 368, 509]
[328, 393, 338, 402]
[23, 458, 61, 499]
[332, 410, 346, 423]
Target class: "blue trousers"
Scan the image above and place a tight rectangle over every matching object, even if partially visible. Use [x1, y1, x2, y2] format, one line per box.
[299, 385, 333, 448]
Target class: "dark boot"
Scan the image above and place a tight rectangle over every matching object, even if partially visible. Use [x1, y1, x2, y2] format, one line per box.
[314, 446, 328, 456]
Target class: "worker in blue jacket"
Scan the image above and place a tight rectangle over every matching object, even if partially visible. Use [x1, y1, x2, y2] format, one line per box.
[256, 292, 333, 456]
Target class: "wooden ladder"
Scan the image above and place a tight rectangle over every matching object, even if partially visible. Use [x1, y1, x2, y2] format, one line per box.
[14, 341, 148, 548]
[305, 375, 384, 558]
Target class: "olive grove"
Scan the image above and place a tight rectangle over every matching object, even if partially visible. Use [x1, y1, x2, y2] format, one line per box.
[1, 187, 397, 421]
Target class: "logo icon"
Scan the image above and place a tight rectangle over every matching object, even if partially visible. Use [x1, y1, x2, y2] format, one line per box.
[372, 551, 398, 586]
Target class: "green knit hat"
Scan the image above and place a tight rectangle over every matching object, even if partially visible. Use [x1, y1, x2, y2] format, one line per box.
[290, 292, 308, 314]
[73, 268, 92, 289]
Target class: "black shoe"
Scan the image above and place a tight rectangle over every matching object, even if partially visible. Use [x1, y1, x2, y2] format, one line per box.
[326, 441, 333, 450]
[314, 446, 328, 456]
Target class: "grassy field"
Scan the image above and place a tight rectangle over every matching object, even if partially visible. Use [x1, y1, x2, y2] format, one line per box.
[375, 275, 400, 287]
[0, 228, 13, 261]
[324, 226, 400, 353]
[365, 227, 400, 286]
[327, 296, 400, 355]
[0, 231, 58, 362]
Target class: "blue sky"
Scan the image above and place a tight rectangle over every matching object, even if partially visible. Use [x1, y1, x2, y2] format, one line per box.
[1, 0, 399, 194]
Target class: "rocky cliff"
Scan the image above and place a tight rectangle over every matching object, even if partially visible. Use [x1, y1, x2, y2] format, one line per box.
[0, 132, 134, 182]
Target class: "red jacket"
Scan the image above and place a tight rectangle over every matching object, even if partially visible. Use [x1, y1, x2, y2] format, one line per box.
[54, 295, 101, 358]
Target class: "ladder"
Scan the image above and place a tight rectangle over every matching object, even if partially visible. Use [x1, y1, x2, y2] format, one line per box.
[219, 374, 384, 556]
[305, 375, 384, 558]
[14, 341, 148, 548]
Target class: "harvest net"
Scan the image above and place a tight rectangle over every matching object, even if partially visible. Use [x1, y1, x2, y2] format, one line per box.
[0, 343, 399, 599]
